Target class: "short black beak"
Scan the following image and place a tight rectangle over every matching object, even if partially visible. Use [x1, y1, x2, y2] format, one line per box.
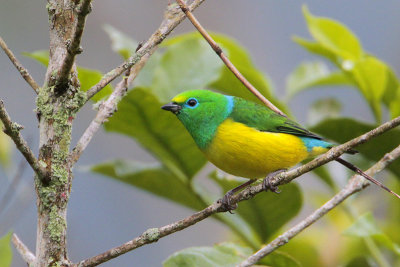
[161, 103, 182, 114]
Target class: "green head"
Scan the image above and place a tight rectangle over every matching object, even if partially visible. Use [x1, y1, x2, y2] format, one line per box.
[161, 90, 234, 149]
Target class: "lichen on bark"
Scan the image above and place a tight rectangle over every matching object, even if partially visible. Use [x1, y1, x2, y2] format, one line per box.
[35, 83, 86, 266]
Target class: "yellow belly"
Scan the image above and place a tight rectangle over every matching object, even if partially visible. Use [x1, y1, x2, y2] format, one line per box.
[204, 119, 310, 178]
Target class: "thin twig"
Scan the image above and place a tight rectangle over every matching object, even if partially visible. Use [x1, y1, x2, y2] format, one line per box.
[175, 0, 286, 117]
[238, 144, 400, 267]
[0, 36, 39, 94]
[54, 0, 92, 91]
[69, 49, 154, 166]
[12, 233, 35, 265]
[0, 99, 48, 181]
[85, 0, 205, 102]
[74, 116, 400, 267]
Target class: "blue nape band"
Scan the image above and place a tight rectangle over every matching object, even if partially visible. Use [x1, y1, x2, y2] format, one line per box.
[300, 137, 332, 152]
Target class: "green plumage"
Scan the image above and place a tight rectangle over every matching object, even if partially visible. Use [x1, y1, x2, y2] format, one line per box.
[229, 97, 322, 140]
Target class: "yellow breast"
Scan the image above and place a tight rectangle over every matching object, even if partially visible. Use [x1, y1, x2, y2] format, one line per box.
[204, 119, 309, 178]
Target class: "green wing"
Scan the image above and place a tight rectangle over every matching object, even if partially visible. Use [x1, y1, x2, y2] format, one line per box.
[229, 97, 323, 140]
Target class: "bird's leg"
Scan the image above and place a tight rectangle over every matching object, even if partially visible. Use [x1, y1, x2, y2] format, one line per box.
[219, 179, 256, 213]
[262, 169, 286, 193]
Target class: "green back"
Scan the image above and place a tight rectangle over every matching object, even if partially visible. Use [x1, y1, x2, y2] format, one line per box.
[229, 97, 322, 139]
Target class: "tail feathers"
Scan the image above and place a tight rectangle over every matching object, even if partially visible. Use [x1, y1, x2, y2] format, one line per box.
[335, 157, 400, 199]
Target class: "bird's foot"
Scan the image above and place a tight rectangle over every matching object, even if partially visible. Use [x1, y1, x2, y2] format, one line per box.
[217, 179, 256, 213]
[262, 169, 286, 193]
[218, 190, 238, 213]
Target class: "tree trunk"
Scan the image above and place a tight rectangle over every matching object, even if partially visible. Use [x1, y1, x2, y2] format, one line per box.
[34, 1, 85, 266]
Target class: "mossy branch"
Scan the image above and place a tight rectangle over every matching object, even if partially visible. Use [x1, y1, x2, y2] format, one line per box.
[74, 116, 400, 267]
[53, 0, 92, 92]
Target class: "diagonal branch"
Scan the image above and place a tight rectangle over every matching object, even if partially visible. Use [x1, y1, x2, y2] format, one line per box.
[175, 0, 286, 117]
[0, 36, 40, 94]
[73, 116, 400, 267]
[85, 0, 205, 103]
[12, 233, 36, 265]
[0, 99, 48, 182]
[238, 144, 400, 267]
[69, 50, 154, 166]
[54, 0, 92, 91]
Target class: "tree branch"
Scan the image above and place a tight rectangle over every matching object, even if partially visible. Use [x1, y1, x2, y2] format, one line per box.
[69, 50, 154, 166]
[12, 233, 35, 266]
[175, 0, 286, 117]
[0, 36, 39, 94]
[238, 144, 400, 267]
[0, 99, 48, 182]
[74, 116, 400, 267]
[85, 0, 205, 102]
[54, 0, 92, 91]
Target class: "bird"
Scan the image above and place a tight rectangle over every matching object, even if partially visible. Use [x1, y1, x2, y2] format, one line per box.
[161, 89, 399, 210]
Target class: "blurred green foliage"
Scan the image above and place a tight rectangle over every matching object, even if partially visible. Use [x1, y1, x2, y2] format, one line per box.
[0, 232, 12, 267]
[21, 6, 400, 267]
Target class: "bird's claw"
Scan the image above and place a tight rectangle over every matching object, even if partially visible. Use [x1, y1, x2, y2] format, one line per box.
[262, 169, 286, 194]
[218, 191, 238, 213]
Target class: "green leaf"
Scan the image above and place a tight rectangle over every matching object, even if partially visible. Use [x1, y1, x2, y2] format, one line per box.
[103, 24, 138, 60]
[77, 67, 112, 102]
[293, 37, 337, 63]
[210, 172, 302, 242]
[389, 89, 400, 118]
[259, 250, 301, 267]
[134, 52, 162, 88]
[22, 50, 49, 66]
[104, 88, 206, 179]
[286, 61, 354, 98]
[310, 118, 400, 179]
[351, 57, 387, 122]
[91, 159, 204, 210]
[0, 122, 12, 168]
[302, 6, 363, 61]
[381, 66, 400, 118]
[0, 232, 13, 267]
[163, 242, 300, 267]
[345, 257, 372, 267]
[151, 37, 223, 102]
[343, 212, 400, 256]
[163, 243, 253, 267]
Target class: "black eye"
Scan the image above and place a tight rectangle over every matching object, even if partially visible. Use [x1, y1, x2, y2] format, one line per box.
[187, 98, 197, 107]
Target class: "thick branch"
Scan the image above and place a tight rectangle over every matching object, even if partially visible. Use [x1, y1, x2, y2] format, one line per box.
[85, 0, 205, 102]
[175, 0, 286, 117]
[238, 144, 400, 267]
[12, 233, 36, 265]
[54, 0, 92, 91]
[0, 99, 48, 181]
[69, 51, 153, 166]
[0, 36, 39, 94]
[74, 116, 400, 267]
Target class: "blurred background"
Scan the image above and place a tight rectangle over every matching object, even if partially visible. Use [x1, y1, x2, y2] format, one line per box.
[1, 0, 399, 266]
